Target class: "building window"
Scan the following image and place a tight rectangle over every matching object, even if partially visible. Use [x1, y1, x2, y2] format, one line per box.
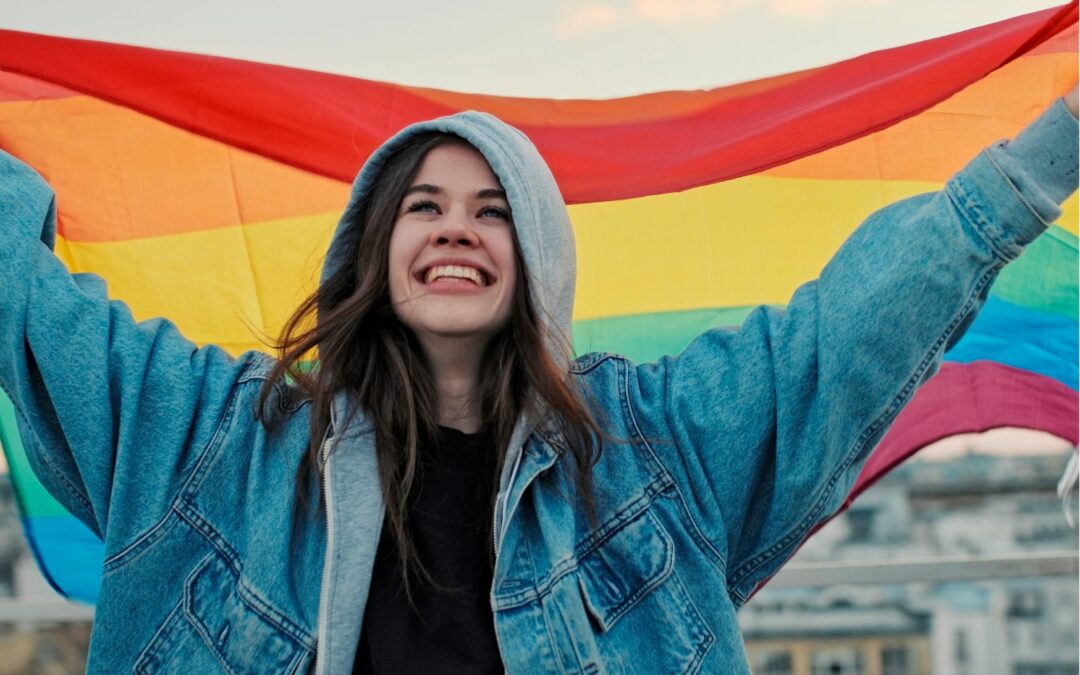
[755, 650, 793, 675]
[882, 645, 913, 675]
[811, 648, 865, 675]
[955, 629, 968, 664]
[846, 508, 876, 543]
[1007, 589, 1044, 619]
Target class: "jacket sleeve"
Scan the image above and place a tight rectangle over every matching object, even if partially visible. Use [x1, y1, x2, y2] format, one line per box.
[627, 98, 1079, 604]
[0, 150, 259, 548]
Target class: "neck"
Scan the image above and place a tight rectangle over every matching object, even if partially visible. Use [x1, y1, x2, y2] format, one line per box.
[418, 334, 487, 434]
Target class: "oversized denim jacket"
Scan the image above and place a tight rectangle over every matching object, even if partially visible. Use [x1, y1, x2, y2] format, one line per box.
[0, 100, 1076, 674]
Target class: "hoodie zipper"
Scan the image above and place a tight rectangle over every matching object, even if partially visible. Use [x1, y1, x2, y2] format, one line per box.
[313, 424, 336, 675]
[491, 446, 525, 561]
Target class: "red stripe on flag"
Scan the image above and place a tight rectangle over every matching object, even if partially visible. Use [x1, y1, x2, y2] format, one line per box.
[0, 70, 78, 102]
[0, 2, 1073, 203]
[851, 360, 1079, 502]
[747, 361, 1077, 601]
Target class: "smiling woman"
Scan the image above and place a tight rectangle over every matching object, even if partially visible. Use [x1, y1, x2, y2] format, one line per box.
[253, 127, 602, 672]
[0, 32, 1077, 675]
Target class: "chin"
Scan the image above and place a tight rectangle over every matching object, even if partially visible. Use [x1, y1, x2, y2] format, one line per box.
[397, 314, 490, 339]
[425, 323, 500, 340]
[402, 308, 506, 337]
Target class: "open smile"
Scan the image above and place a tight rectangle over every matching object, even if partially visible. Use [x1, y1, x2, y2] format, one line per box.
[423, 264, 488, 286]
[415, 259, 495, 289]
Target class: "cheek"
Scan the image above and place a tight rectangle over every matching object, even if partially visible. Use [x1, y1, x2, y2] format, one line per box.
[498, 248, 519, 317]
[494, 233, 518, 279]
[386, 231, 412, 302]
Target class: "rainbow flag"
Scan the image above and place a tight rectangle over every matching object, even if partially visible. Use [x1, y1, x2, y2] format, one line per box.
[0, 3, 1076, 604]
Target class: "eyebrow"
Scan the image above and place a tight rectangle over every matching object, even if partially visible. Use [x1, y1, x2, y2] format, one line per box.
[404, 184, 507, 200]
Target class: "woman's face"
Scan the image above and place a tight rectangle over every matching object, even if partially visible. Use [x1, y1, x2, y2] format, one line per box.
[387, 142, 517, 345]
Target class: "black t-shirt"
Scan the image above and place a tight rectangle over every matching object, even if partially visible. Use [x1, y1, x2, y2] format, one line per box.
[354, 426, 504, 674]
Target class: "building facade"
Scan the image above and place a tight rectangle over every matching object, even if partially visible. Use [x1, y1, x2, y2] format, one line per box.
[741, 450, 1079, 675]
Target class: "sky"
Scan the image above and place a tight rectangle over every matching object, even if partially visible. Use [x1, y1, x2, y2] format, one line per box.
[0, 0, 1067, 97]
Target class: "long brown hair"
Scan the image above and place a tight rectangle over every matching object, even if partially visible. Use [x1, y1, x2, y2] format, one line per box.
[258, 132, 600, 594]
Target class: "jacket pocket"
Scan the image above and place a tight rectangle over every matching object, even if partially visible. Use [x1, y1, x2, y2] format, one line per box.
[576, 509, 673, 631]
[574, 510, 715, 674]
[135, 552, 313, 674]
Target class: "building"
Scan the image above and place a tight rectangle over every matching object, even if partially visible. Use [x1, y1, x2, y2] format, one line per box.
[741, 449, 1078, 675]
[0, 472, 92, 675]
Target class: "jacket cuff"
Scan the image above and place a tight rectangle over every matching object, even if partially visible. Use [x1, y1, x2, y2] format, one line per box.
[989, 95, 1075, 209]
[991, 97, 1080, 208]
[948, 98, 1078, 260]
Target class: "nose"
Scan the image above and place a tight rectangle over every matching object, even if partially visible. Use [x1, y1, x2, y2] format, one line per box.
[431, 213, 480, 248]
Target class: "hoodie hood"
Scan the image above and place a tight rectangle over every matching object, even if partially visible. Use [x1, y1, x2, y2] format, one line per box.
[321, 110, 577, 363]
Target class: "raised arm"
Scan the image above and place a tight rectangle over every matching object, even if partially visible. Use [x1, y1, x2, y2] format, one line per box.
[0, 151, 260, 546]
[627, 95, 1079, 604]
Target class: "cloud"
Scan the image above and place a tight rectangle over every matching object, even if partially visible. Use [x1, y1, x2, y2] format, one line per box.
[770, 0, 891, 19]
[555, 0, 893, 36]
[555, 2, 623, 37]
[633, 0, 753, 26]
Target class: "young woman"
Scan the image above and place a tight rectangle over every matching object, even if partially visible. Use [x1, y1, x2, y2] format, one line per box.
[0, 84, 1076, 673]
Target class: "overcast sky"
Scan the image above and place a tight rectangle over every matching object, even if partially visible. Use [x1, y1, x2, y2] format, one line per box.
[1, 0, 1066, 97]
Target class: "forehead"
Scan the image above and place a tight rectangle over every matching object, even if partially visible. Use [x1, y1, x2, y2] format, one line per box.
[412, 142, 504, 192]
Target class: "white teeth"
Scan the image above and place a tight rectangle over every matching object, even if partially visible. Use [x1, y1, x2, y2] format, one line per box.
[424, 265, 487, 287]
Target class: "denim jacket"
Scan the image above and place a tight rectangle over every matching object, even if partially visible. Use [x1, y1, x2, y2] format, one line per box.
[0, 101, 1076, 674]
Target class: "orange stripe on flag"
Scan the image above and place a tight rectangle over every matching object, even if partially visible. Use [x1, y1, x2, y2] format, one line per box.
[0, 94, 349, 243]
[765, 51, 1077, 181]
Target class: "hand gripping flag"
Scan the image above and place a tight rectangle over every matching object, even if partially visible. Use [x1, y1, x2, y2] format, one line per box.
[0, 3, 1076, 603]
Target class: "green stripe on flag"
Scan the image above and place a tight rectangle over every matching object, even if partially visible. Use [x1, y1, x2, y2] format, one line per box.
[992, 225, 1079, 321]
[0, 390, 74, 518]
[573, 306, 759, 363]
